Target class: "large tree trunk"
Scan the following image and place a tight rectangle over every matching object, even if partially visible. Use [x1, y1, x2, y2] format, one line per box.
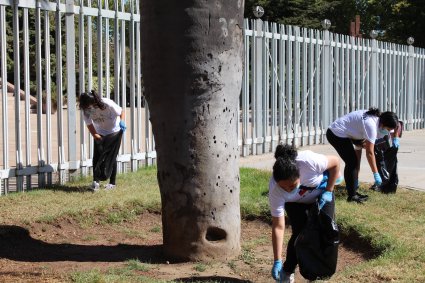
[140, 1, 244, 261]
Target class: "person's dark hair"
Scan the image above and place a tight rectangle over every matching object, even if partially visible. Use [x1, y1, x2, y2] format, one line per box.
[365, 107, 398, 129]
[365, 107, 381, 116]
[272, 144, 299, 182]
[78, 90, 106, 110]
[273, 158, 300, 182]
[274, 144, 298, 160]
[379, 111, 399, 129]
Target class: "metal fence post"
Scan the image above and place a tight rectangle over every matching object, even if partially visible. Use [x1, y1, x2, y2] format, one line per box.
[370, 33, 378, 108]
[56, 0, 66, 184]
[35, 0, 45, 188]
[66, 0, 78, 175]
[406, 38, 415, 130]
[13, 0, 23, 191]
[253, 18, 264, 155]
[321, 20, 332, 143]
[0, 5, 9, 194]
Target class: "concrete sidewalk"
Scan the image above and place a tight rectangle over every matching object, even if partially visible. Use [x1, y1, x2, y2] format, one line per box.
[239, 129, 425, 192]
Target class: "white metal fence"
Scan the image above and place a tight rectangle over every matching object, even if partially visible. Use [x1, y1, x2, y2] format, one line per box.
[0, 0, 153, 194]
[0, 3, 424, 193]
[240, 19, 425, 156]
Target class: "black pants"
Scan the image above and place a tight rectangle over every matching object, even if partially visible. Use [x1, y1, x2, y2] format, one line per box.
[283, 197, 335, 274]
[93, 131, 122, 185]
[326, 129, 358, 197]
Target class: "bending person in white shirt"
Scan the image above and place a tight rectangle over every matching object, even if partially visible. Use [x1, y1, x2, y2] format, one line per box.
[269, 144, 341, 283]
[79, 90, 126, 191]
[326, 108, 399, 203]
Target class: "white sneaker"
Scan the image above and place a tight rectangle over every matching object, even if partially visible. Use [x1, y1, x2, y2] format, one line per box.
[91, 181, 100, 191]
[104, 184, 116, 190]
[279, 271, 295, 283]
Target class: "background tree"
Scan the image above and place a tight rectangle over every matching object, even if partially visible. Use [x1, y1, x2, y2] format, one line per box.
[244, 0, 358, 32]
[140, 1, 245, 261]
[244, 0, 425, 47]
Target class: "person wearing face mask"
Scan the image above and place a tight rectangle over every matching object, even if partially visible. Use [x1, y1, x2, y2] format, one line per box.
[79, 90, 127, 191]
[326, 108, 399, 203]
[269, 144, 342, 283]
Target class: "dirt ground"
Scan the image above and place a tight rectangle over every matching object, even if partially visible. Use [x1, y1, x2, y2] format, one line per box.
[0, 212, 370, 282]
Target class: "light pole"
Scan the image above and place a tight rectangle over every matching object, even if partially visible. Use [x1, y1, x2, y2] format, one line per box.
[252, 5, 264, 19]
[370, 30, 378, 39]
[321, 19, 331, 30]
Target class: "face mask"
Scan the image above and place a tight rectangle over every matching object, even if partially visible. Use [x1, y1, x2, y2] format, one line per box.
[288, 184, 300, 196]
[379, 127, 389, 136]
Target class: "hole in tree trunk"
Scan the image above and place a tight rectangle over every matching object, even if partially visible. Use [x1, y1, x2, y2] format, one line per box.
[206, 227, 227, 242]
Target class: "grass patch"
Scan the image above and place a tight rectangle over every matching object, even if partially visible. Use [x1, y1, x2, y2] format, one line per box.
[239, 168, 271, 221]
[70, 268, 160, 283]
[330, 184, 425, 282]
[149, 225, 161, 233]
[0, 166, 160, 226]
[193, 262, 208, 272]
[125, 259, 151, 272]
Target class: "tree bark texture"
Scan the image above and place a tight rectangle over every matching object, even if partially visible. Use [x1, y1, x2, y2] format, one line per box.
[140, 1, 244, 261]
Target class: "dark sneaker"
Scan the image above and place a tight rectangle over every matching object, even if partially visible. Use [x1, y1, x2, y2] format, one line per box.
[356, 192, 369, 200]
[370, 184, 382, 192]
[347, 194, 365, 203]
[91, 181, 100, 192]
[279, 271, 295, 283]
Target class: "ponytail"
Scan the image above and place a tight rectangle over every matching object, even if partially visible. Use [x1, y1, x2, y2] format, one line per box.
[78, 90, 106, 110]
[365, 107, 381, 117]
[274, 144, 298, 160]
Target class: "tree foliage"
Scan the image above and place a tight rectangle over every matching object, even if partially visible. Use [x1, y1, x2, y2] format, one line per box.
[1, 1, 134, 99]
[244, 0, 425, 47]
[1, 0, 424, 94]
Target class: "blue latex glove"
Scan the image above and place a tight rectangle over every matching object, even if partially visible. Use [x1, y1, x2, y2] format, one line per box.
[335, 175, 344, 185]
[315, 171, 329, 191]
[319, 191, 333, 210]
[119, 120, 127, 132]
[373, 172, 382, 186]
[271, 259, 283, 280]
[393, 137, 400, 148]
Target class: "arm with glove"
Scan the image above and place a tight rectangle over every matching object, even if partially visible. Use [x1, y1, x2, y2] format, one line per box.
[271, 216, 285, 280]
[318, 155, 340, 210]
[364, 140, 382, 186]
[119, 110, 127, 132]
[391, 121, 403, 149]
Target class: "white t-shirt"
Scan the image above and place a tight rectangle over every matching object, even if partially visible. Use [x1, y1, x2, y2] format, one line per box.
[268, 150, 329, 217]
[328, 110, 379, 143]
[83, 98, 122, 136]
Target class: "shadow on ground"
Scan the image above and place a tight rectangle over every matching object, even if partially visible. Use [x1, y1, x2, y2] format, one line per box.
[36, 184, 91, 193]
[0, 225, 164, 263]
[175, 277, 252, 283]
[339, 228, 382, 260]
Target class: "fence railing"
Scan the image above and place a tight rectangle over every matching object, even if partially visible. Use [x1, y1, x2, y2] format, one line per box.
[239, 19, 425, 157]
[0, 3, 424, 193]
[0, 0, 153, 194]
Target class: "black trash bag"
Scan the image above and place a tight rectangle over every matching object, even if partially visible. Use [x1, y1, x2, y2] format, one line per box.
[93, 131, 123, 181]
[294, 202, 339, 281]
[371, 135, 399, 194]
